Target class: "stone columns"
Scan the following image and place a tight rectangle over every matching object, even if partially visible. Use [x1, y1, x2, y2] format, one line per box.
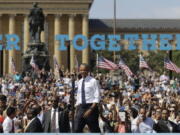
[2, 14, 8, 75]
[41, 14, 47, 43]
[41, 31, 45, 43]
[8, 14, 16, 74]
[41, 16, 46, 43]
[54, 14, 62, 67]
[23, 15, 29, 53]
[69, 14, 75, 72]
[82, 14, 89, 64]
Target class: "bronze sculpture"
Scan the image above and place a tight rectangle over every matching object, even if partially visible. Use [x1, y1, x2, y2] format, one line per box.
[23, 3, 50, 74]
[28, 3, 45, 43]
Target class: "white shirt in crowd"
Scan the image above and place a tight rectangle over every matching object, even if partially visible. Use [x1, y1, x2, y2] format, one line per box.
[2, 116, 14, 133]
[131, 117, 155, 133]
[2, 83, 8, 96]
[139, 117, 155, 133]
[160, 75, 169, 84]
[51, 108, 59, 133]
[63, 77, 71, 85]
[76, 76, 100, 105]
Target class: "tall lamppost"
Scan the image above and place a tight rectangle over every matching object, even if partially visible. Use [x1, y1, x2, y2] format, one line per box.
[169, 50, 172, 79]
[113, 0, 117, 62]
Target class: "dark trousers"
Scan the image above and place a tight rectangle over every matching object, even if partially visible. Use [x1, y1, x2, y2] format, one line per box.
[74, 104, 100, 133]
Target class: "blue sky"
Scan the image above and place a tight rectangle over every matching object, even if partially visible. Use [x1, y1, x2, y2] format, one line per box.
[89, 0, 180, 19]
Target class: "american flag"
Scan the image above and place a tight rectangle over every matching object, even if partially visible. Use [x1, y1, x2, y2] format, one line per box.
[10, 57, 16, 74]
[118, 59, 134, 77]
[30, 56, 39, 71]
[53, 56, 60, 73]
[164, 58, 180, 73]
[97, 56, 118, 70]
[139, 54, 150, 69]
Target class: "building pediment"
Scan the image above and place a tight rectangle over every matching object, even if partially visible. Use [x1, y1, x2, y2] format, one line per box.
[0, 0, 93, 14]
[0, 0, 92, 3]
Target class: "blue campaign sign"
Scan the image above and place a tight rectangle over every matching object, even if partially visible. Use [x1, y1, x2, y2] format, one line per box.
[0, 34, 20, 50]
[108, 35, 121, 51]
[176, 34, 180, 50]
[73, 34, 88, 51]
[142, 34, 157, 50]
[90, 34, 106, 50]
[55, 34, 180, 51]
[55, 34, 69, 51]
[124, 34, 139, 50]
[1, 33, 180, 51]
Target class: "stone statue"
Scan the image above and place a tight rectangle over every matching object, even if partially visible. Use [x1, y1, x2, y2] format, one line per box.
[28, 3, 45, 43]
[23, 3, 50, 73]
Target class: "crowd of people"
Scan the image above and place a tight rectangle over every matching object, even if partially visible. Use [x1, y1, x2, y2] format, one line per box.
[0, 65, 180, 133]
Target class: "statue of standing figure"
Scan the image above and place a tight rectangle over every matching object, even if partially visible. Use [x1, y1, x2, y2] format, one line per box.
[28, 3, 45, 43]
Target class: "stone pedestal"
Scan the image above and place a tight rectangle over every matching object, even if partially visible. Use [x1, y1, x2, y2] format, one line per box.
[23, 42, 50, 72]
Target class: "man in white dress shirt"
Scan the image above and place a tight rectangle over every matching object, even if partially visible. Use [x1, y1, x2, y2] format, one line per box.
[74, 63, 101, 133]
[2, 107, 16, 133]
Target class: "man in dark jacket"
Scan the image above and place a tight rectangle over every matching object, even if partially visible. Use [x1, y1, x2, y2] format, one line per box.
[42, 96, 70, 133]
[175, 112, 180, 132]
[153, 109, 177, 133]
[25, 108, 43, 133]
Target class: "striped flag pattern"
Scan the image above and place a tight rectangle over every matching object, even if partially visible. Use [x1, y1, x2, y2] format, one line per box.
[30, 56, 39, 71]
[10, 57, 16, 74]
[139, 54, 150, 69]
[97, 56, 118, 70]
[164, 58, 180, 73]
[118, 59, 133, 77]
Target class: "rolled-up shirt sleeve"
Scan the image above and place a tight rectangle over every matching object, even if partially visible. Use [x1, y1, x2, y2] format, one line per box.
[92, 79, 101, 103]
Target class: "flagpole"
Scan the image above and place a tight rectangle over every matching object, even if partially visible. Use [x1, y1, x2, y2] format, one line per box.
[164, 54, 166, 73]
[96, 53, 99, 76]
[113, 0, 116, 62]
[139, 53, 141, 74]
[169, 50, 173, 79]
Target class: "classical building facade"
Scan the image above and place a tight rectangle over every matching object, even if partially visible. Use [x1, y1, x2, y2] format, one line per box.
[0, 0, 180, 75]
[0, 0, 92, 75]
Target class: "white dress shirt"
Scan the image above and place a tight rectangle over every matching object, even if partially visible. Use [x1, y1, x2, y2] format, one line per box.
[51, 108, 59, 133]
[2, 116, 14, 133]
[131, 117, 139, 133]
[76, 76, 100, 105]
[131, 117, 155, 133]
[2, 83, 8, 96]
[139, 117, 155, 133]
